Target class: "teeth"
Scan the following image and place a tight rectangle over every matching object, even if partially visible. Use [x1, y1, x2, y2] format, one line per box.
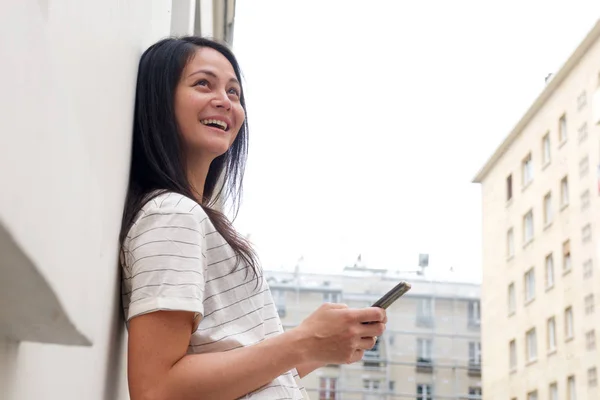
[200, 119, 228, 131]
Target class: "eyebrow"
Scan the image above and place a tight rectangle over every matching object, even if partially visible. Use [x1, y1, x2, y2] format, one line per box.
[188, 69, 240, 86]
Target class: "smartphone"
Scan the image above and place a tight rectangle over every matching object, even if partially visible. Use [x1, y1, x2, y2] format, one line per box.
[372, 281, 411, 309]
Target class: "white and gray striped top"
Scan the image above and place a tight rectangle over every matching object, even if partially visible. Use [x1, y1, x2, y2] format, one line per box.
[121, 192, 307, 400]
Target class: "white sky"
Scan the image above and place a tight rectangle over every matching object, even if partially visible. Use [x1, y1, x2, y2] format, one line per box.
[230, 0, 600, 283]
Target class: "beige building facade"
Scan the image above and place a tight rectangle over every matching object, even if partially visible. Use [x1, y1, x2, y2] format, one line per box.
[474, 19, 600, 400]
[266, 267, 482, 400]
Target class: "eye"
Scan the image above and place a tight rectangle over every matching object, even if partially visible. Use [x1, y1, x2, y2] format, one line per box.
[194, 79, 209, 87]
[227, 87, 240, 96]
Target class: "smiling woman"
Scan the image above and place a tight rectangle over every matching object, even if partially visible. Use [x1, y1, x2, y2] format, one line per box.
[119, 36, 386, 400]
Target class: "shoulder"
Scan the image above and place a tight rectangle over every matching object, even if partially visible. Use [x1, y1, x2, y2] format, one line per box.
[124, 192, 209, 247]
[140, 191, 207, 218]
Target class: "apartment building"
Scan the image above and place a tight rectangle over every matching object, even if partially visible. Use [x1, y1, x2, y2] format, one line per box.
[473, 19, 600, 400]
[266, 267, 482, 400]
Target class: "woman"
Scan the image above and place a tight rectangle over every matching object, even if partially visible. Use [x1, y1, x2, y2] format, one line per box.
[119, 36, 386, 400]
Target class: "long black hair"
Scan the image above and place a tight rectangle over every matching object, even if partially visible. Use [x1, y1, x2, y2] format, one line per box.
[120, 36, 260, 281]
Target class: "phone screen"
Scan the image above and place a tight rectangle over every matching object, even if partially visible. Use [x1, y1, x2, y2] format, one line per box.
[372, 281, 411, 309]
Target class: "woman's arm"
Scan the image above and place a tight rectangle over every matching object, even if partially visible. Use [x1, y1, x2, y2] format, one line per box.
[296, 360, 327, 378]
[128, 310, 308, 400]
[128, 304, 385, 400]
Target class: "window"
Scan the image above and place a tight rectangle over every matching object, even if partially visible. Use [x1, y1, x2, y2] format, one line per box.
[272, 289, 286, 318]
[561, 176, 569, 207]
[417, 338, 433, 363]
[586, 330, 596, 351]
[468, 301, 480, 325]
[578, 122, 588, 144]
[581, 189, 591, 211]
[567, 376, 576, 400]
[583, 259, 593, 280]
[364, 379, 381, 393]
[544, 192, 553, 226]
[507, 228, 515, 258]
[578, 91, 587, 110]
[323, 292, 340, 303]
[563, 240, 572, 272]
[585, 294, 595, 315]
[527, 390, 538, 400]
[549, 383, 558, 400]
[469, 387, 482, 397]
[526, 328, 537, 362]
[589, 367, 598, 387]
[509, 339, 517, 371]
[416, 384, 433, 400]
[388, 381, 395, 392]
[565, 307, 574, 340]
[469, 342, 481, 366]
[417, 298, 434, 326]
[507, 174, 513, 201]
[525, 268, 536, 302]
[545, 254, 555, 289]
[522, 153, 534, 186]
[319, 377, 337, 400]
[547, 317, 556, 352]
[582, 224, 592, 244]
[524, 210, 534, 243]
[542, 133, 551, 165]
[580, 155, 589, 178]
[508, 283, 516, 314]
[559, 114, 568, 143]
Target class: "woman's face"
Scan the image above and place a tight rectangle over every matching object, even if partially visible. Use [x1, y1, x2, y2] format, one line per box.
[175, 47, 245, 162]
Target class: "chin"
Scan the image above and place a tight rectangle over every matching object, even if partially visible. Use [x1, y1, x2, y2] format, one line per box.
[204, 144, 232, 158]
[195, 137, 232, 156]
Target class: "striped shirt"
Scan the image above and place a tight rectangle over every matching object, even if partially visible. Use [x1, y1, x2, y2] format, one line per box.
[121, 192, 308, 399]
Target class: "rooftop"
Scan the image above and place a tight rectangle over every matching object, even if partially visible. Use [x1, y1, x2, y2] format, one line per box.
[473, 19, 600, 183]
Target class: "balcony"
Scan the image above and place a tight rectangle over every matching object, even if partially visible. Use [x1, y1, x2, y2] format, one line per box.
[416, 357, 434, 373]
[468, 363, 482, 377]
[363, 350, 382, 369]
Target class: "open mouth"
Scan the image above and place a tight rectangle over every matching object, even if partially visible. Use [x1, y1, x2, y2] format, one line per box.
[200, 119, 229, 131]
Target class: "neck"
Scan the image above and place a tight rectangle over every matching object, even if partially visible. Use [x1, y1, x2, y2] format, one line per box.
[187, 156, 213, 204]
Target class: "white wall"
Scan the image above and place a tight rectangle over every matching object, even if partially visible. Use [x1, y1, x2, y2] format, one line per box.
[0, 1, 175, 398]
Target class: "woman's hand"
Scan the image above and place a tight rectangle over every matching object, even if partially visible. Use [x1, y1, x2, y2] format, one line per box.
[293, 303, 386, 365]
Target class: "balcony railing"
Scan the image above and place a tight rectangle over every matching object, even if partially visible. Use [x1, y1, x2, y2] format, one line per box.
[416, 357, 434, 373]
[468, 362, 482, 377]
[363, 350, 382, 369]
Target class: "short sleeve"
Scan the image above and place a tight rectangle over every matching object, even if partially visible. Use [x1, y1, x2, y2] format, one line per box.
[122, 201, 207, 322]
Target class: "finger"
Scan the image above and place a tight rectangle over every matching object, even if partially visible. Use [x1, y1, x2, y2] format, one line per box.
[326, 303, 348, 309]
[357, 337, 378, 350]
[358, 322, 385, 337]
[351, 307, 385, 323]
[348, 349, 365, 364]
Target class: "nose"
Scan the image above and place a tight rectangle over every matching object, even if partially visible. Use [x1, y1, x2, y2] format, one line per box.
[211, 90, 232, 111]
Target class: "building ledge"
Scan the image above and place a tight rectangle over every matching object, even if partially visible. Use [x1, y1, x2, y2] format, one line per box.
[0, 219, 90, 346]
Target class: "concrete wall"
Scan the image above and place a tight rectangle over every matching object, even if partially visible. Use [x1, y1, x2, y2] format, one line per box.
[0, 1, 215, 399]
